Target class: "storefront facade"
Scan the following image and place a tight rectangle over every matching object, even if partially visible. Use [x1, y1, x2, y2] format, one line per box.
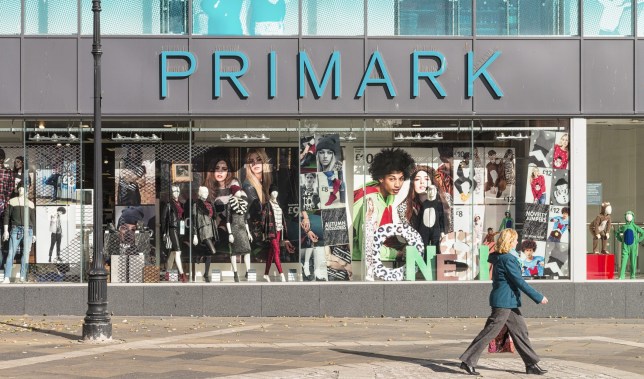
[0, 1, 643, 316]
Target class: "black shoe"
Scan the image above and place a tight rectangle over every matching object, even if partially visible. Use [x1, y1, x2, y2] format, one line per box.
[460, 362, 479, 375]
[244, 272, 248, 279]
[204, 275, 211, 283]
[234, 272, 240, 282]
[526, 364, 547, 375]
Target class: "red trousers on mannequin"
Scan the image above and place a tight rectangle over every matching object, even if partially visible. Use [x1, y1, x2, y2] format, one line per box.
[265, 231, 283, 275]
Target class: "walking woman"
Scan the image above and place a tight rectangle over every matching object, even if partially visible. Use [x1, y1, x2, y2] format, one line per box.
[459, 228, 549, 376]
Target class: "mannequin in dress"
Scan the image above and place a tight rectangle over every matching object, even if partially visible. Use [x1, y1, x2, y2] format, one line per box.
[2, 186, 36, 283]
[192, 186, 218, 282]
[226, 185, 253, 282]
[162, 185, 186, 283]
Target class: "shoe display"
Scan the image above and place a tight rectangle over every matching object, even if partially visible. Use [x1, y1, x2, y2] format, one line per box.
[234, 272, 240, 282]
[1, 278, 10, 284]
[263, 274, 271, 282]
[179, 273, 187, 283]
[280, 273, 286, 282]
[204, 274, 211, 283]
[460, 362, 479, 376]
[526, 364, 547, 375]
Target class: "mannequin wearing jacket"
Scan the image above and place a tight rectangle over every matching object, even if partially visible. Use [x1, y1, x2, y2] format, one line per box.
[162, 185, 186, 283]
[262, 184, 286, 282]
[192, 186, 218, 282]
[226, 185, 253, 282]
[2, 185, 36, 283]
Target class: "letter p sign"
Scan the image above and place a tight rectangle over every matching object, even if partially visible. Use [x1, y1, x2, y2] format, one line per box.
[160, 51, 196, 98]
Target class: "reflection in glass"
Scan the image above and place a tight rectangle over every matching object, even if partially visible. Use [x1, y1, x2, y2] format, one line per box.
[82, 0, 188, 35]
[477, 0, 578, 36]
[394, 0, 472, 36]
[25, 0, 77, 35]
[0, 1, 20, 35]
[583, 0, 633, 36]
[193, 0, 298, 36]
[302, 0, 364, 36]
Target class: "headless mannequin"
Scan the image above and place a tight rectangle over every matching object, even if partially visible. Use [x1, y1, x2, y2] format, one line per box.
[163, 186, 186, 282]
[193, 186, 218, 282]
[226, 190, 253, 282]
[263, 189, 286, 282]
[2, 187, 36, 283]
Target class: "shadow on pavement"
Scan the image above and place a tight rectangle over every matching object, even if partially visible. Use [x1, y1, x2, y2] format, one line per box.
[0, 321, 80, 341]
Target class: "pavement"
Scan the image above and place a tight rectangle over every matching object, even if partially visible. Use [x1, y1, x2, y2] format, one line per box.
[0, 315, 642, 378]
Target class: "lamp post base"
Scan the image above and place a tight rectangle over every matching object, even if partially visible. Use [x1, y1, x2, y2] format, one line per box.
[82, 323, 113, 342]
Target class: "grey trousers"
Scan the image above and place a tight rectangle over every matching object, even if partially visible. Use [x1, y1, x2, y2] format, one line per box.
[459, 307, 540, 367]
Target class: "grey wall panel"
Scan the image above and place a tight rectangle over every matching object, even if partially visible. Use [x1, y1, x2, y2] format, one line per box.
[24, 285, 86, 316]
[636, 41, 644, 114]
[108, 285, 144, 316]
[447, 283, 490, 317]
[574, 282, 626, 318]
[189, 38, 299, 115]
[383, 283, 448, 318]
[22, 39, 78, 115]
[298, 39, 365, 115]
[92, 38, 190, 116]
[77, 38, 94, 115]
[320, 283, 383, 317]
[365, 39, 472, 115]
[624, 282, 644, 318]
[0, 38, 21, 115]
[143, 285, 203, 316]
[0, 287, 25, 315]
[474, 40, 581, 115]
[521, 282, 575, 318]
[582, 40, 634, 114]
[202, 285, 262, 317]
[262, 284, 319, 316]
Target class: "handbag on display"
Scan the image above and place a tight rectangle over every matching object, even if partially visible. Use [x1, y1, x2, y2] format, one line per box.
[487, 325, 515, 353]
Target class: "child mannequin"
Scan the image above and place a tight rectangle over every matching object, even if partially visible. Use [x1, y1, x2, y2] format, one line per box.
[262, 184, 286, 282]
[226, 185, 253, 282]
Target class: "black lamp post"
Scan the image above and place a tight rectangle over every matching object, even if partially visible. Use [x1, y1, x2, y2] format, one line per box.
[82, 0, 112, 341]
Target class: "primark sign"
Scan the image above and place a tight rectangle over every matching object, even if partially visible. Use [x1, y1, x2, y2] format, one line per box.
[159, 50, 503, 100]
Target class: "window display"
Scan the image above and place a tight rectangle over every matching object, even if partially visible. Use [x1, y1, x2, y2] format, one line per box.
[0, 119, 578, 284]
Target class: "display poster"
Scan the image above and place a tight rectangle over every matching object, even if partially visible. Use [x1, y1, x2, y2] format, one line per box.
[544, 242, 569, 277]
[550, 170, 570, 206]
[527, 130, 555, 168]
[298, 134, 349, 280]
[115, 146, 156, 206]
[484, 147, 516, 204]
[518, 240, 546, 277]
[35, 205, 78, 263]
[522, 203, 550, 241]
[525, 166, 553, 205]
[547, 205, 570, 244]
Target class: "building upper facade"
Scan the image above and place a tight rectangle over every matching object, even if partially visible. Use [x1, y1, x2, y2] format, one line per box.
[1, 0, 644, 118]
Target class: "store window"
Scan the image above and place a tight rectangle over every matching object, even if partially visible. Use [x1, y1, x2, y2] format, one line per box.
[587, 120, 644, 280]
[583, 0, 633, 36]
[351, 120, 571, 281]
[1, 119, 573, 284]
[476, 0, 578, 36]
[302, 0, 364, 36]
[25, 0, 77, 35]
[369, 0, 472, 36]
[0, 1, 21, 35]
[193, 0, 298, 36]
[81, 0, 188, 35]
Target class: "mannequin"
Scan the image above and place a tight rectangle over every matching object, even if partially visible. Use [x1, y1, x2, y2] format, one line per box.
[226, 185, 252, 282]
[2, 186, 36, 283]
[262, 184, 286, 282]
[616, 211, 644, 279]
[589, 202, 612, 254]
[162, 185, 186, 283]
[192, 186, 218, 282]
